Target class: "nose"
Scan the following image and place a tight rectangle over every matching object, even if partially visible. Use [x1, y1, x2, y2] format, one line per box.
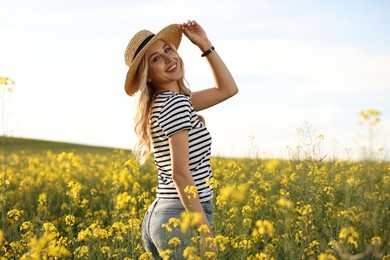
[162, 53, 172, 63]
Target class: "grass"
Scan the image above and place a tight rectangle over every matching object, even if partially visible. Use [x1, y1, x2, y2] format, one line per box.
[0, 136, 126, 155]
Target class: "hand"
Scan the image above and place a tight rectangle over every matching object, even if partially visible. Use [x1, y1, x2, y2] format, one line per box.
[200, 229, 216, 256]
[181, 20, 212, 51]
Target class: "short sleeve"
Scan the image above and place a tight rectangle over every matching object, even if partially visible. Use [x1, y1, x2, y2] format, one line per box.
[158, 94, 192, 137]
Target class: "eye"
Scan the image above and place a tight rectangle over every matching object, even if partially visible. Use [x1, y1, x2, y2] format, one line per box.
[164, 46, 171, 53]
[152, 56, 160, 62]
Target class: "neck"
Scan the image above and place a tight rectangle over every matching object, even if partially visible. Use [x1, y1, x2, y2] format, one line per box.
[154, 84, 180, 95]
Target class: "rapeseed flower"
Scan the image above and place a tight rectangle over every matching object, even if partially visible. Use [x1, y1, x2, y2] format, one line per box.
[159, 249, 172, 260]
[168, 237, 181, 247]
[115, 192, 132, 210]
[318, 253, 337, 260]
[20, 221, 33, 232]
[204, 251, 216, 259]
[7, 209, 24, 221]
[180, 212, 202, 233]
[247, 252, 270, 260]
[183, 246, 198, 259]
[139, 252, 153, 260]
[162, 217, 181, 232]
[66, 181, 81, 200]
[101, 246, 110, 255]
[197, 224, 210, 235]
[371, 236, 382, 247]
[277, 197, 293, 209]
[252, 220, 275, 238]
[75, 245, 89, 258]
[64, 215, 75, 226]
[339, 227, 359, 248]
[2, 146, 389, 259]
[184, 185, 198, 199]
[0, 230, 4, 246]
[214, 235, 229, 252]
[243, 218, 252, 228]
[0, 76, 15, 92]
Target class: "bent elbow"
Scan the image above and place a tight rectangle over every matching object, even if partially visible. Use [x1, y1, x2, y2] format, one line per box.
[229, 85, 239, 97]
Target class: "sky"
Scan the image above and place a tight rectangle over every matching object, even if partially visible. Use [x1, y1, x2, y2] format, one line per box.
[1, 0, 390, 160]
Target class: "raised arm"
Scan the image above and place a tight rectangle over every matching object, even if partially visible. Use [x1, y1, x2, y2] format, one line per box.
[181, 20, 238, 111]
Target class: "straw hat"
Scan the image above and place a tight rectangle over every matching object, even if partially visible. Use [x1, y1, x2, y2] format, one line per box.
[124, 24, 182, 96]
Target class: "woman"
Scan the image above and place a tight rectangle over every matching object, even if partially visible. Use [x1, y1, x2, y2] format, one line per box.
[124, 20, 238, 258]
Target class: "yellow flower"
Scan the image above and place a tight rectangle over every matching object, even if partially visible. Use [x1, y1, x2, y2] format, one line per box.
[183, 246, 197, 259]
[206, 177, 220, 188]
[318, 253, 337, 260]
[184, 185, 198, 199]
[265, 159, 280, 172]
[277, 197, 293, 209]
[204, 251, 216, 260]
[243, 218, 252, 228]
[65, 215, 75, 226]
[237, 239, 252, 249]
[115, 192, 131, 210]
[101, 246, 110, 255]
[371, 236, 382, 247]
[289, 172, 298, 181]
[42, 222, 59, 236]
[20, 221, 33, 232]
[359, 109, 381, 127]
[66, 181, 81, 200]
[159, 249, 172, 260]
[169, 217, 181, 227]
[75, 245, 89, 258]
[139, 252, 153, 260]
[162, 223, 172, 233]
[77, 227, 92, 242]
[242, 205, 253, 216]
[0, 230, 4, 246]
[214, 235, 229, 252]
[162, 217, 181, 233]
[197, 224, 210, 235]
[252, 220, 275, 238]
[248, 253, 270, 260]
[0, 77, 15, 86]
[7, 209, 24, 221]
[218, 185, 235, 202]
[339, 227, 359, 248]
[180, 212, 202, 233]
[168, 237, 181, 247]
[38, 193, 47, 206]
[110, 221, 127, 235]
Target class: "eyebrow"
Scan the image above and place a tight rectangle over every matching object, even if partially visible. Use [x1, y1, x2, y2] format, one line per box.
[148, 44, 170, 60]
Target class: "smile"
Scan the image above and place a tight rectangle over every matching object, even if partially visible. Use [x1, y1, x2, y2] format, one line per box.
[166, 63, 177, 72]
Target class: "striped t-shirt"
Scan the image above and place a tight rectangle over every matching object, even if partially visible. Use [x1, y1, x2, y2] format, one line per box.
[150, 91, 213, 202]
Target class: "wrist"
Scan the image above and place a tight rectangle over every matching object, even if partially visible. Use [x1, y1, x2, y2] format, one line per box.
[198, 40, 212, 53]
[201, 46, 215, 57]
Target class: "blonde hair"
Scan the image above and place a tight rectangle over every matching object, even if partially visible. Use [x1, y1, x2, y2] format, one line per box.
[132, 44, 190, 163]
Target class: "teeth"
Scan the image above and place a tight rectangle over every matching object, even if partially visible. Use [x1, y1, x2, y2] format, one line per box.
[167, 64, 177, 72]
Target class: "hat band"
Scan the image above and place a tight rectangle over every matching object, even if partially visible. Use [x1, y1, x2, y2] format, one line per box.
[133, 34, 155, 61]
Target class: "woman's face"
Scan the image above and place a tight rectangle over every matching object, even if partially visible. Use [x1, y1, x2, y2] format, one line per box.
[146, 40, 182, 87]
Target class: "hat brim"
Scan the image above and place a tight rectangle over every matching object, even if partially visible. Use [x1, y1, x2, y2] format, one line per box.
[125, 24, 182, 96]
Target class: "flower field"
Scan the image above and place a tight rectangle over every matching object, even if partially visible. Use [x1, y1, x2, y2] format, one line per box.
[0, 138, 389, 259]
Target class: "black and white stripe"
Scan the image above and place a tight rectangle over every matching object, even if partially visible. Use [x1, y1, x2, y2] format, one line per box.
[150, 91, 213, 202]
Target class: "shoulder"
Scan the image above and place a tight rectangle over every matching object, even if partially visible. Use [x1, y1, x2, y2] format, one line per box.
[160, 92, 192, 112]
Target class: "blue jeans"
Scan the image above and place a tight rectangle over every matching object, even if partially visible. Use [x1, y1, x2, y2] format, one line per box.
[141, 198, 213, 259]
